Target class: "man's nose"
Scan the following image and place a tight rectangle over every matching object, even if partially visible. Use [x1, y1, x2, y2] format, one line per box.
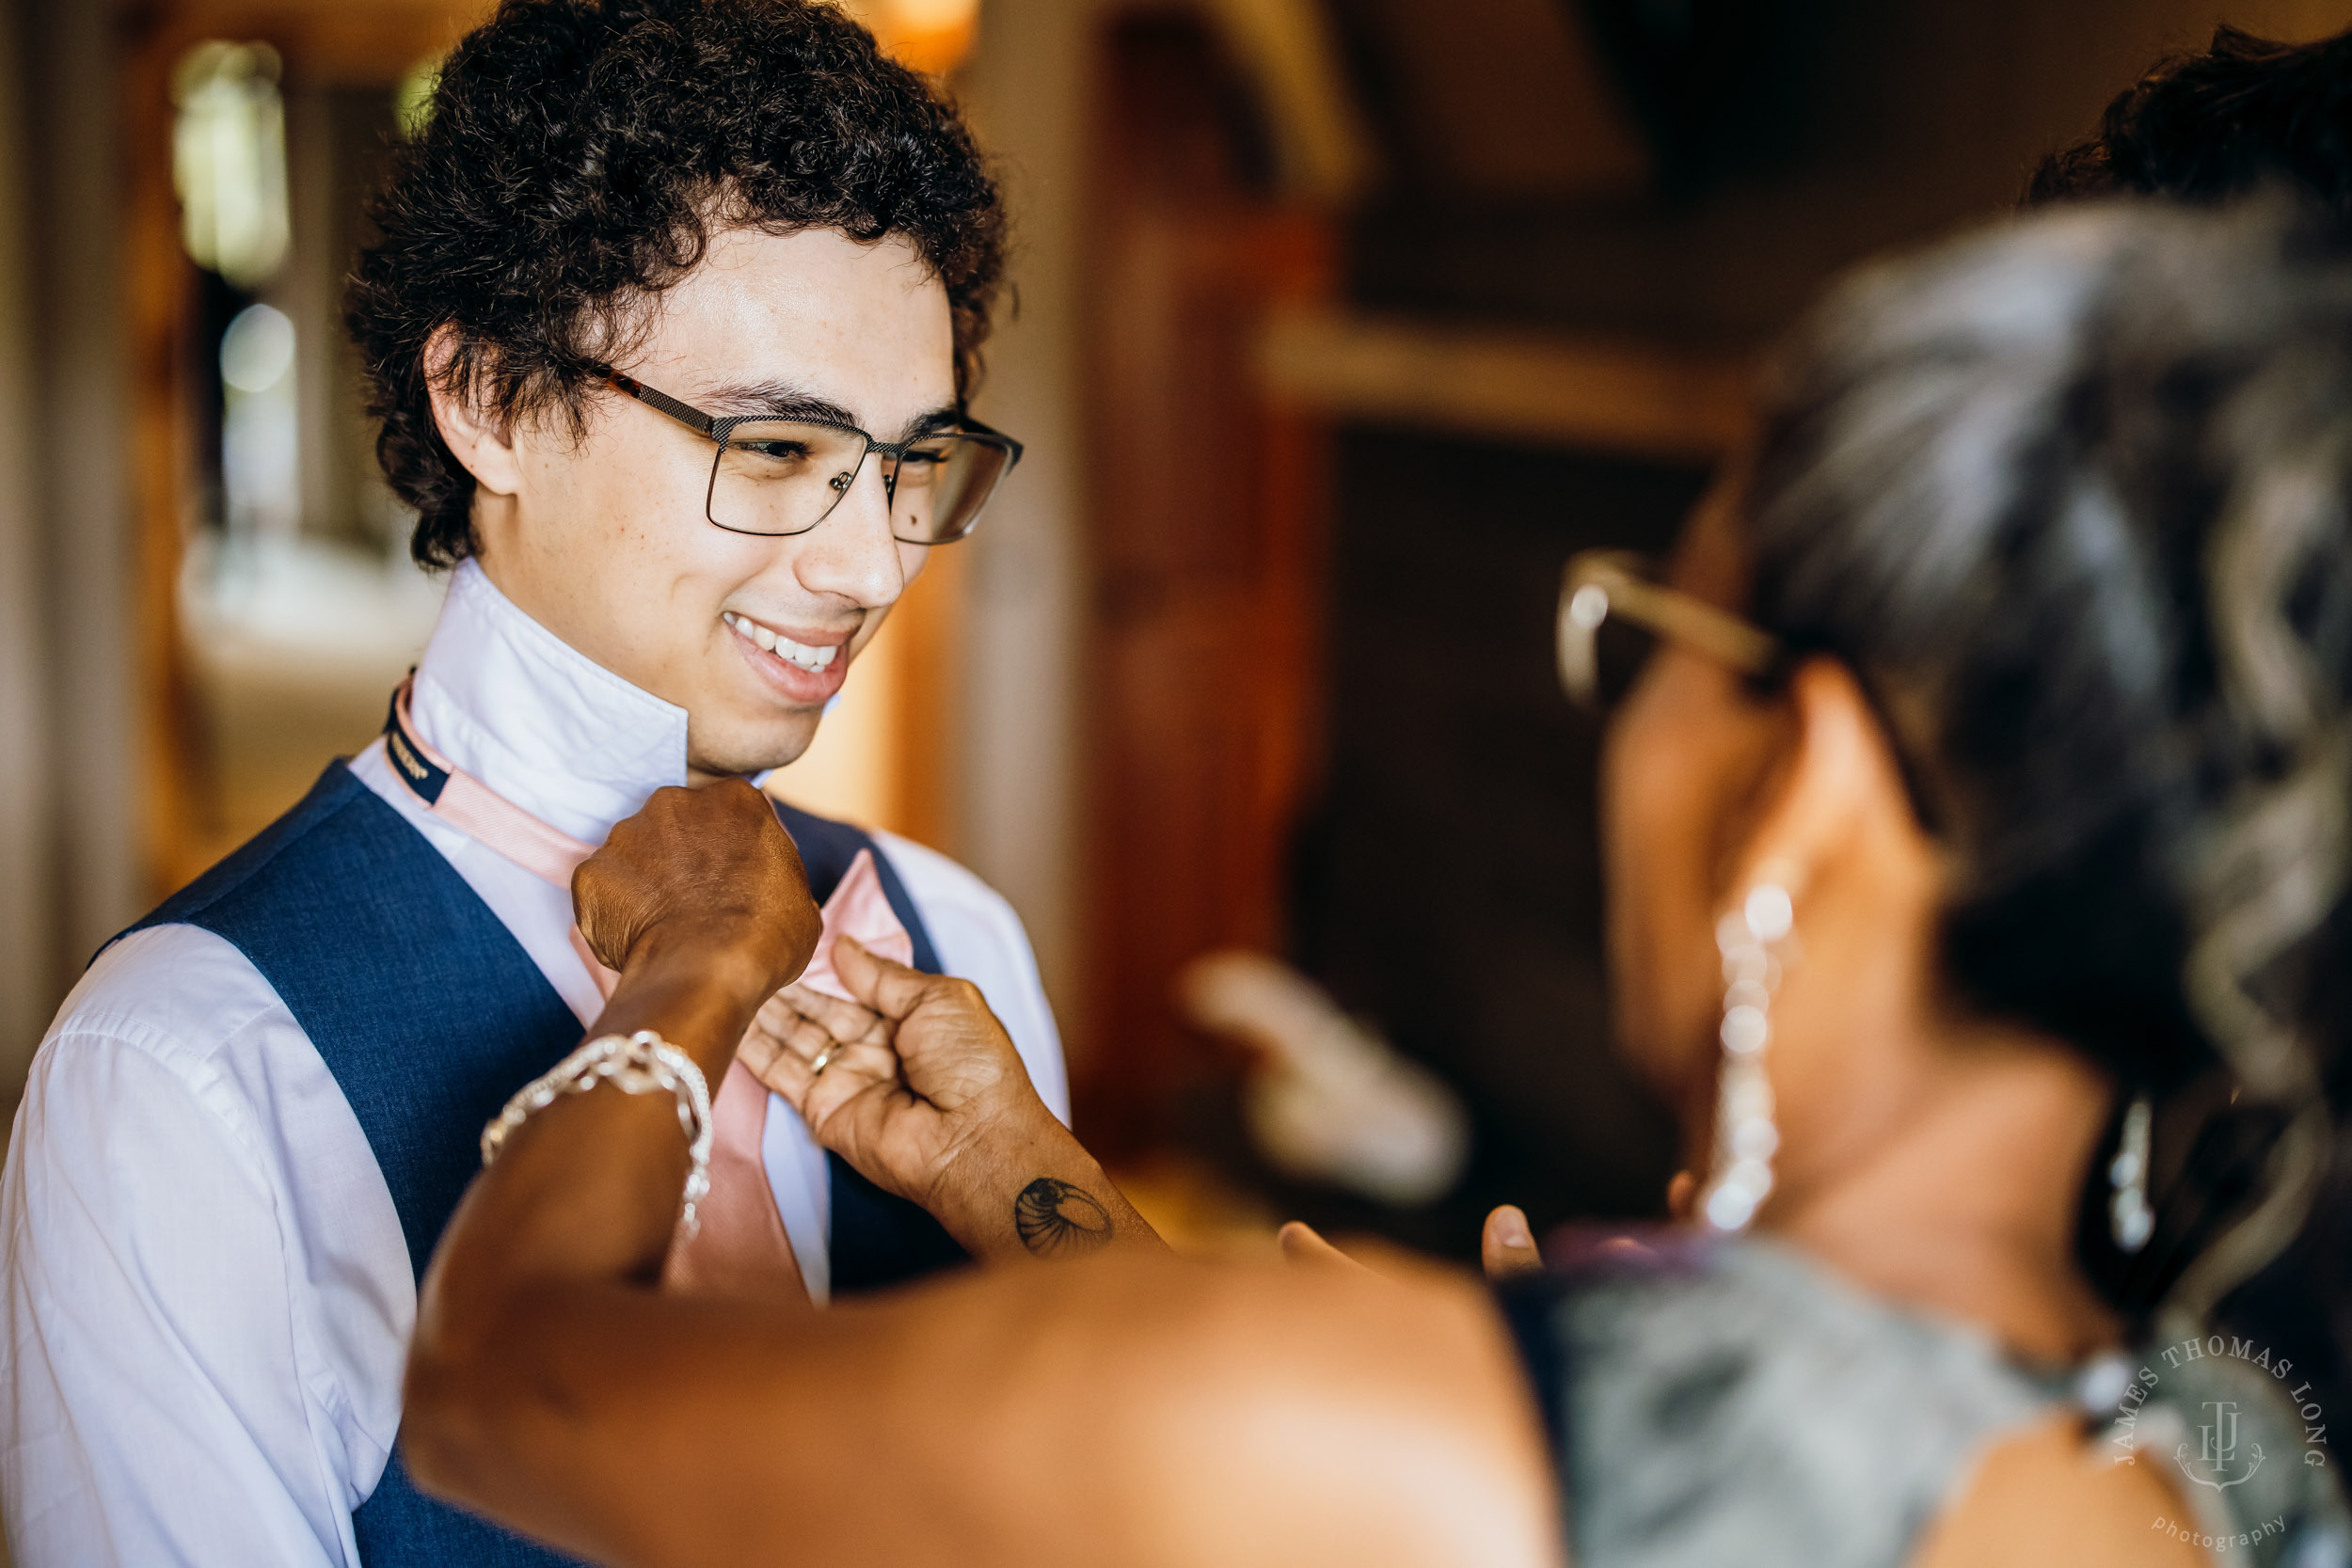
[793, 455, 905, 609]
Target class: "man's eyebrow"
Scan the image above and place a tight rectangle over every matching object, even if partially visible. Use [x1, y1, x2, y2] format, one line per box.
[701, 385, 962, 443]
[701, 381, 861, 427]
[898, 405, 961, 442]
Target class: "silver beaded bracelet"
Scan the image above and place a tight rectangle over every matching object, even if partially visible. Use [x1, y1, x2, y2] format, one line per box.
[480, 1029, 715, 1239]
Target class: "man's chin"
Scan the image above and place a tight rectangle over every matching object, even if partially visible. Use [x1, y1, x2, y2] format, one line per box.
[687, 713, 824, 783]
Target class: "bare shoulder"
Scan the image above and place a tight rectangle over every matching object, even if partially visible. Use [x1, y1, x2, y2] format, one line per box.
[984, 1254, 1567, 1568]
[1909, 1413, 2203, 1568]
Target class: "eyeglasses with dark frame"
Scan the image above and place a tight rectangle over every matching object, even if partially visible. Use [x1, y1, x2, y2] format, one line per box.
[598, 366, 1025, 546]
[1557, 549, 1784, 711]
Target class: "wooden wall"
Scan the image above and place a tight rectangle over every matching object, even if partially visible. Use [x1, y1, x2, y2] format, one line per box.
[1073, 11, 1336, 1150]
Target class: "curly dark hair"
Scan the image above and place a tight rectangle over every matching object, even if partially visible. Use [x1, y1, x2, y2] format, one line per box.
[347, 0, 1007, 568]
[2026, 24, 2352, 219]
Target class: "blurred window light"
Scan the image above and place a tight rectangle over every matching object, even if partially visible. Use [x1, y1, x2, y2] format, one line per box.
[840, 0, 979, 75]
[171, 41, 291, 289]
[394, 57, 441, 139]
[219, 301, 294, 394]
[221, 304, 300, 540]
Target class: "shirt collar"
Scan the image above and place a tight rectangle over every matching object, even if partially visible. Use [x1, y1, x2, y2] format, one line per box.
[407, 561, 690, 846]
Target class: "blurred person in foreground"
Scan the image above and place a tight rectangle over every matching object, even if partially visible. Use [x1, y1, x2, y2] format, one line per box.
[0, 3, 1060, 1564]
[2022, 11, 2352, 1446]
[396, 195, 2352, 1567]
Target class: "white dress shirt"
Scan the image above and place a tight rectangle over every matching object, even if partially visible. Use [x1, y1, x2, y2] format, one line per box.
[0, 561, 1066, 1568]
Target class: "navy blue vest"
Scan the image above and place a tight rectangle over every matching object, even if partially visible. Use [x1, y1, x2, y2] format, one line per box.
[113, 761, 966, 1565]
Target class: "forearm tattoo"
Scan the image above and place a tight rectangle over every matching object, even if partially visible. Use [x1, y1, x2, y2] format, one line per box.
[1012, 1178, 1113, 1256]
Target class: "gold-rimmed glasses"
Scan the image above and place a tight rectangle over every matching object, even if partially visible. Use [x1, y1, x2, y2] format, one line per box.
[1557, 549, 1784, 711]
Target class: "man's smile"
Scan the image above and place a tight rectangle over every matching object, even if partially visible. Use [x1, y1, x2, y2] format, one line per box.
[723, 610, 845, 673]
[722, 608, 858, 708]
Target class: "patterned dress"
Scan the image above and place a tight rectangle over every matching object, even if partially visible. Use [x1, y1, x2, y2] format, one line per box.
[1499, 1232, 2350, 1567]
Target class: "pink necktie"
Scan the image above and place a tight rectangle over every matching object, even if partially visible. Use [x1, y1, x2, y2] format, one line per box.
[381, 677, 911, 1300]
[672, 847, 911, 1298]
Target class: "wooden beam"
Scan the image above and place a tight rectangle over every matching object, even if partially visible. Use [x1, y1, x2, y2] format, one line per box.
[1201, 0, 1376, 203]
[1255, 308, 1752, 461]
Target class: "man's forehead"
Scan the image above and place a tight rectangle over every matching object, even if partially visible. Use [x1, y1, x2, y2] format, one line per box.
[641, 225, 956, 427]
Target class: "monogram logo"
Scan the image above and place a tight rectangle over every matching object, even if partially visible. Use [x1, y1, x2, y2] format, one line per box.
[2176, 1400, 2265, 1491]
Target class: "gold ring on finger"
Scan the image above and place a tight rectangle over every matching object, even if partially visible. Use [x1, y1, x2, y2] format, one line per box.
[808, 1041, 838, 1077]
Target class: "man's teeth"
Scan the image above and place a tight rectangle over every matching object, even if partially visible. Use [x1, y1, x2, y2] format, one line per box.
[723, 612, 840, 673]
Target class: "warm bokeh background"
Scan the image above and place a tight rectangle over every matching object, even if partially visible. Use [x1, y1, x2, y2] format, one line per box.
[4, 0, 2351, 1275]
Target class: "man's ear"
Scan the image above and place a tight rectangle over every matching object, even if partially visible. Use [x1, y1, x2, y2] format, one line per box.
[1728, 656, 1905, 904]
[423, 325, 523, 498]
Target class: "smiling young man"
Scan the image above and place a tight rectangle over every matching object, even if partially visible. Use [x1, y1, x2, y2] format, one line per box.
[0, 4, 1063, 1564]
